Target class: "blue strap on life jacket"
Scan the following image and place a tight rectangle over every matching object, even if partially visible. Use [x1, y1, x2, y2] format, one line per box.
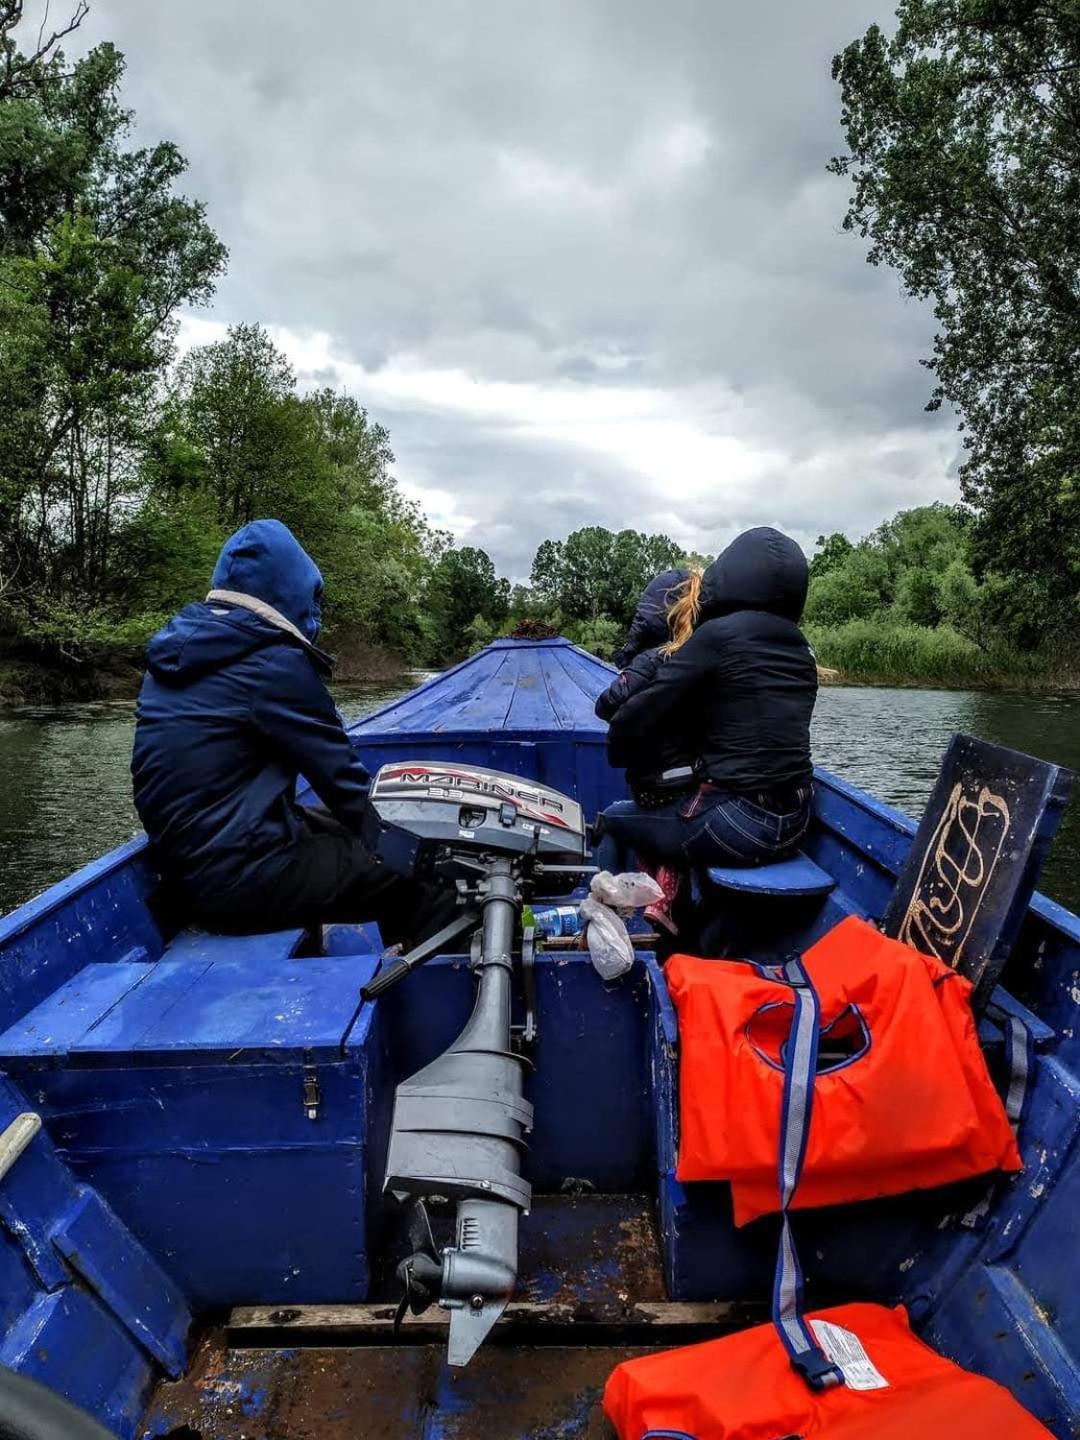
[771, 954, 845, 1391]
[961, 1008, 1035, 1230]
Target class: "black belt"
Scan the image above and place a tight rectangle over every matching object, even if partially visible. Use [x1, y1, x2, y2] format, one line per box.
[700, 780, 812, 813]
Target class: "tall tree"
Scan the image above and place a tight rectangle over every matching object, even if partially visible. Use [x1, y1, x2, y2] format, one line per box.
[159, 324, 304, 528]
[426, 546, 509, 661]
[0, 29, 226, 604]
[830, 1, 1080, 638]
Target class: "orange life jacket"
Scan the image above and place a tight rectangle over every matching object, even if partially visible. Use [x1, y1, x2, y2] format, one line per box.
[668, 916, 1020, 1226]
[603, 1301, 1054, 1439]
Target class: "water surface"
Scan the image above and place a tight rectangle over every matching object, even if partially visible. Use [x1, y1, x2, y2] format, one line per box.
[1, 682, 1076, 917]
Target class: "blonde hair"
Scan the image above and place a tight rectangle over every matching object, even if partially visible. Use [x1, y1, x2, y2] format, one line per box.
[662, 565, 841, 682]
[661, 569, 703, 654]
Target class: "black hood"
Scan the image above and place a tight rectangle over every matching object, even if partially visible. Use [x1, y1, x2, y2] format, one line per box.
[613, 567, 690, 667]
[699, 528, 808, 622]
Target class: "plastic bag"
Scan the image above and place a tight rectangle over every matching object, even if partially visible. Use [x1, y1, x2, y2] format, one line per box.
[588, 869, 664, 912]
[580, 871, 664, 980]
[579, 897, 635, 980]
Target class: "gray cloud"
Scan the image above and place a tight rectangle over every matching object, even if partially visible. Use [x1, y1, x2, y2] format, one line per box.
[59, 0, 955, 578]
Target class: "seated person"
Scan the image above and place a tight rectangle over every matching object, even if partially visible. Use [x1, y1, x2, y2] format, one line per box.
[132, 519, 453, 944]
[600, 527, 818, 885]
[596, 568, 695, 932]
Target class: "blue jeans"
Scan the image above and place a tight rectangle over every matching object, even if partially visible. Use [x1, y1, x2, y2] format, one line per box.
[596, 786, 812, 873]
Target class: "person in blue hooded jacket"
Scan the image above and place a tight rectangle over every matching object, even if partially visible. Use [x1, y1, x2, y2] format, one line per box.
[132, 519, 448, 940]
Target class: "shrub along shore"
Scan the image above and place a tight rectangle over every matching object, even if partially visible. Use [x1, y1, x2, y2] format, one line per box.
[809, 621, 1078, 692]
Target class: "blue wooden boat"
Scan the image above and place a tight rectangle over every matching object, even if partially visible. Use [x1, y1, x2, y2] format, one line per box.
[0, 634, 1076, 1438]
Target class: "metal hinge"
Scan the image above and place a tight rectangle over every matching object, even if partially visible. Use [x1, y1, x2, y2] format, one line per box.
[302, 1059, 321, 1121]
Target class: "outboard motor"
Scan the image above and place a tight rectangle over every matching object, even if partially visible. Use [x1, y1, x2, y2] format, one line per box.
[364, 763, 589, 1366]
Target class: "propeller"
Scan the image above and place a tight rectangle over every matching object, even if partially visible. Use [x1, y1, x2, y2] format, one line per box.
[393, 1200, 444, 1334]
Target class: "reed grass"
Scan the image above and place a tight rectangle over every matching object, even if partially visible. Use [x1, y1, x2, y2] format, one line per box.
[806, 621, 1079, 691]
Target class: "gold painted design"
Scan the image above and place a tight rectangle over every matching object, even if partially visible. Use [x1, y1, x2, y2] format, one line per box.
[898, 782, 1011, 966]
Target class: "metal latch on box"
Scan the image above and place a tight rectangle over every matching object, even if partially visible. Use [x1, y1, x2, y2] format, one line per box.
[302, 1058, 321, 1121]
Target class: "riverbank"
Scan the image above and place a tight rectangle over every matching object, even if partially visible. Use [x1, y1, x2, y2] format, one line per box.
[0, 632, 412, 707]
[808, 620, 1079, 694]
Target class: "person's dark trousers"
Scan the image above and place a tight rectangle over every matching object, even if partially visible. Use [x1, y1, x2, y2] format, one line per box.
[191, 804, 460, 950]
[596, 785, 812, 873]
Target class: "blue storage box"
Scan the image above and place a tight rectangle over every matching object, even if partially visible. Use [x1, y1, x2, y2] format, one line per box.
[0, 952, 379, 1308]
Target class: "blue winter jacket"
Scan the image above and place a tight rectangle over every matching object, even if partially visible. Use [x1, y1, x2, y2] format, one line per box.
[131, 520, 372, 905]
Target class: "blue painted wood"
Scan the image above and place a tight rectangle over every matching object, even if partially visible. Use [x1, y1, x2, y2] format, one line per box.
[321, 921, 384, 956]
[923, 1263, 1080, 1438]
[366, 951, 654, 1196]
[0, 1287, 151, 1439]
[703, 851, 836, 897]
[31, 1058, 374, 1308]
[0, 963, 152, 1060]
[51, 1187, 191, 1377]
[0, 1077, 188, 1435]
[1, 962, 381, 1309]
[0, 956, 369, 1065]
[161, 927, 306, 963]
[78, 957, 366, 1060]
[0, 838, 164, 1035]
[345, 636, 625, 824]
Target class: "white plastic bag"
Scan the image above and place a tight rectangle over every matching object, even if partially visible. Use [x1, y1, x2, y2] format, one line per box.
[588, 869, 664, 912]
[579, 896, 635, 980]
[580, 870, 664, 980]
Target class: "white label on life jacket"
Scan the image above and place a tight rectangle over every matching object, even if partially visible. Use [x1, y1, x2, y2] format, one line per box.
[809, 1321, 889, 1391]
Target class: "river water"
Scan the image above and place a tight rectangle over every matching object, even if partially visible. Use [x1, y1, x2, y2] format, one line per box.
[0, 682, 1077, 918]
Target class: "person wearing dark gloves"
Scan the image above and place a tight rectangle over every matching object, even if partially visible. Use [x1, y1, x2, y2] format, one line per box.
[599, 527, 818, 878]
[131, 519, 452, 943]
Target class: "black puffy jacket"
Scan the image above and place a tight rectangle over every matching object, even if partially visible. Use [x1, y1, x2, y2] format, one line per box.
[612, 568, 689, 669]
[606, 528, 817, 795]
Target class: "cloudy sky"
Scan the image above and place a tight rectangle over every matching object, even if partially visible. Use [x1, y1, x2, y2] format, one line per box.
[61, 0, 956, 579]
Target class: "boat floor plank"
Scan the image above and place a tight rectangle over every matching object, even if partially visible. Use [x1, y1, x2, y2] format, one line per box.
[140, 1331, 657, 1439]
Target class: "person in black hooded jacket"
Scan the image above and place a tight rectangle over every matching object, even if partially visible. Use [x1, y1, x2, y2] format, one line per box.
[596, 567, 693, 791]
[598, 527, 817, 879]
[595, 568, 695, 930]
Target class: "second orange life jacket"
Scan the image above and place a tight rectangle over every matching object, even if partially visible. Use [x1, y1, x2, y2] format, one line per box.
[603, 1301, 1054, 1439]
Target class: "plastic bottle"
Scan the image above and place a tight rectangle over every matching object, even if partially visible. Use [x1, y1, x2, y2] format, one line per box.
[523, 903, 584, 939]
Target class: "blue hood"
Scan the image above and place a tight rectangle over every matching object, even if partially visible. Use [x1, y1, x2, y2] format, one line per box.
[145, 521, 328, 686]
[211, 520, 324, 639]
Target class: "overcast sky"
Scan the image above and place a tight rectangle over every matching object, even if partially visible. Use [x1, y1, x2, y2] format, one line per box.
[59, 0, 956, 579]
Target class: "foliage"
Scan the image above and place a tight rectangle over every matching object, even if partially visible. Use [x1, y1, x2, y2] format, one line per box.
[564, 614, 623, 661]
[830, 0, 1080, 637]
[808, 532, 853, 580]
[0, 30, 226, 608]
[807, 618, 1068, 690]
[426, 546, 509, 662]
[529, 526, 683, 623]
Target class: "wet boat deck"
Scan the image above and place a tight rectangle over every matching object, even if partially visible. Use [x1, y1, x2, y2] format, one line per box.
[139, 1194, 756, 1439]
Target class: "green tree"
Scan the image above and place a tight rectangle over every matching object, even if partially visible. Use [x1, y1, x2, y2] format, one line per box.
[426, 546, 510, 661]
[0, 29, 226, 607]
[809, 532, 854, 580]
[159, 324, 304, 528]
[528, 526, 683, 624]
[803, 545, 891, 626]
[830, 1, 1080, 637]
